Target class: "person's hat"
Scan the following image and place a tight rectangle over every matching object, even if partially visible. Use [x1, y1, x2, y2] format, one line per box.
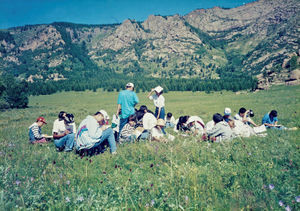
[156, 119, 165, 126]
[154, 86, 163, 93]
[37, 117, 47, 124]
[126, 82, 134, 88]
[224, 107, 231, 116]
[99, 110, 110, 120]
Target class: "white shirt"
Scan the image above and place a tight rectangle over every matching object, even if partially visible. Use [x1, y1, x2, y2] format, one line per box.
[52, 119, 66, 135]
[165, 116, 176, 124]
[234, 114, 252, 124]
[151, 126, 164, 138]
[149, 94, 165, 108]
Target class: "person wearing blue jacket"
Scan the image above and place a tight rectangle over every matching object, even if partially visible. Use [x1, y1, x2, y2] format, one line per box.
[76, 110, 117, 154]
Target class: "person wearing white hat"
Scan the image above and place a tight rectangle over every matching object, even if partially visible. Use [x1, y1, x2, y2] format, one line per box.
[151, 119, 168, 142]
[116, 82, 139, 139]
[147, 86, 165, 120]
[223, 107, 232, 123]
[76, 110, 117, 154]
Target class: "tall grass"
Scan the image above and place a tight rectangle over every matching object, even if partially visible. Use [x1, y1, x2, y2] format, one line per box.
[0, 85, 299, 209]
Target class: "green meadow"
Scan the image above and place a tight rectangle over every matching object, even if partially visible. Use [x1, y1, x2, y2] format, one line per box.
[0, 85, 299, 209]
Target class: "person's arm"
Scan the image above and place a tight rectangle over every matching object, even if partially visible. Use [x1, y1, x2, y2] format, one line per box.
[248, 119, 258, 127]
[147, 89, 155, 98]
[32, 125, 43, 140]
[116, 104, 121, 118]
[242, 110, 250, 123]
[53, 130, 69, 139]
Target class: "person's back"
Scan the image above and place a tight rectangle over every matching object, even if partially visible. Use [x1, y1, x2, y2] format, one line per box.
[207, 121, 233, 142]
[118, 89, 139, 119]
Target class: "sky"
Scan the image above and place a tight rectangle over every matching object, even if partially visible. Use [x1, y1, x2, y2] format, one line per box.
[0, 0, 257, 29]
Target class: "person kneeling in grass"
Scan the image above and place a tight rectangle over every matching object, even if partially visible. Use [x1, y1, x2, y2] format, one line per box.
[151, 119, 174, 142]
[119, 114, 137, 144]
[203, 113, 233, 142]
[76, 110, 117, 154]
[29, 117, 49, 144]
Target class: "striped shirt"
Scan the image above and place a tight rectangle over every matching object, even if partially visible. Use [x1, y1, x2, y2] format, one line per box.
[120, 123, 135, 139]
[29, 122, 43, 140]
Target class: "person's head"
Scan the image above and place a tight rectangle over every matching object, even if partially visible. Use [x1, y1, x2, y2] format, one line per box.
[167, 112, 173, 119]
[269, 110, 277, 118]
[154, 86, 163, 96]
[177, 116, 189, 131]
[126, 82, 134, 91]
[139, 105, 148, 113]
[156, 119, 165, 128]
[94, 110, 109, 125]
[36, 116, 47, 127]
[58, 111, 67, 121]
[224, 107, 231, 117]
[228, 119, 235, 129]
[128, 114, 137, 126]
[239, 107, 247, 117]
[213, 113, 223, 124]
[64, 113, 74, 125]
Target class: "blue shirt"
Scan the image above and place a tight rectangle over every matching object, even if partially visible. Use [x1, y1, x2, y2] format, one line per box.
[262, 113, 278, 125]
[117, 90, 139, 119]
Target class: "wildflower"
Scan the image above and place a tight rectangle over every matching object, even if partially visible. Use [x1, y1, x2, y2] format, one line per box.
[52, 160, 56, 165]
[129, 169, 132, 172]
[59, 173, 63, 179]
[279, 201, 284, 207]
[296, 196, 300, 203]
[147, 188, 150, 192]
[53, 180, 57, 184]
[15, 180, 21, 186]
[43, 170, 46, 175]
[100, 180, 103, 184]
[103, 171, 106, 174]
[151, 184, 153, 187]
[150, 164, 154, 168]
[65, 197, 70, 203]
[269, 184, 275, 190]
[145, 203, 149, 207]
[89, 159, 92, 163]
[66, 180, 70, 185]
[185, 195, 189, 202]
[77, 196, 84, 202]
[30, 177, 34, 182]
[115, 165, 117, 168]
[151, 200, 155, 206]
[285, 205, 291, 211]
[248, 152, 252, 156]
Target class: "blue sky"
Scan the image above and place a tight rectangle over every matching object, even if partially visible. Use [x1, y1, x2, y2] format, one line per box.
[0, 0, 257, 29]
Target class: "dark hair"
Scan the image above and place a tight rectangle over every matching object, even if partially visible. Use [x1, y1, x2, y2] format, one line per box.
[239, 107, 247, 114]
[94, 111, 102, 116]
[139, 105, 148, 112]
[58, 111, 66, 119]
[270, 110, 277, 118]
[157, 90, 163, 95]
[167, 112, 172, 118]
[176, 116, 189, 131]
[213, 113, 223, 124]
[128, 114, 137, 122]
[65, 113, 74, 124]
[249, 110, 254, 117]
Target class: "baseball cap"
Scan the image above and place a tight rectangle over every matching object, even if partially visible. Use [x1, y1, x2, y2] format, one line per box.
[99, 110, 109, 120]
[224, 107, 231, 116]
[126, 82, 134, 88]
[154, 86, 163, 93]
[37, 117, 47, 124]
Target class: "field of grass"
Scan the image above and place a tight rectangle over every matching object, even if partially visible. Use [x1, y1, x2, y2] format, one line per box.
[0, 85, 299, 209]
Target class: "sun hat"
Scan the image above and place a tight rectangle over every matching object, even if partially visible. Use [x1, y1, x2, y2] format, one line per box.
[154, 86, 163, 93]
[99, 110, 110, 120]
[224, 107, 232, 116]
[143, 113, 157, 130]
[37, 117, 47, 124]
[126, 82, 134, 88]
[156, 119, 165, 126]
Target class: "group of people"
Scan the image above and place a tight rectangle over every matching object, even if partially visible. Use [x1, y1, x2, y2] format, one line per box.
[28, 82, 295, 155]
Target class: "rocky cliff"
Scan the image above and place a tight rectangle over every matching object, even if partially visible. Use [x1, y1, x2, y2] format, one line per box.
[0, 0, 299, 84]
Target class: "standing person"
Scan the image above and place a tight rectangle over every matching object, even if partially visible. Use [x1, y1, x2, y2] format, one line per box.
[147, 86, 165, 120]
[116, 82, 139, 138]
[76, 110, 117, 154]
[52, 111, 75, 152]
[28, 117, 48, 144]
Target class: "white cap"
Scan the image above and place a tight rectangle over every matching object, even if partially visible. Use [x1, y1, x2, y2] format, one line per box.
[99, 109, 110, 120]
[224, 107, 231, 116]
[126, 82, 134, 88]
[154, 86, 163, 93]
[142, 113, 157, 130]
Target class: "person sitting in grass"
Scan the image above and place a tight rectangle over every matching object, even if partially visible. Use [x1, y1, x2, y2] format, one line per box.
[28, 117, 48, 144]
[52, 111, 76, 152]
[234, 107, 258, 127]
[203, 113, 233, 142]
[174, 115, 205, 135]
[151, 119, 170, 142]
[223, 107, 233, 123]
[119, 114, 137, 143]
[165, 112, 176, 128]
[76, 110, 117, 154]
[262, 110, 288, 130]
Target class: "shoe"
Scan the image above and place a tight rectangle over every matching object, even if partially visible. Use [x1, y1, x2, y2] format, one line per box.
[111, 151, 117, 155]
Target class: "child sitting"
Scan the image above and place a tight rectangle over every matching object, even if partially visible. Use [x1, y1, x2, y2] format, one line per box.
[119, 114, 137, 143]
[165, 112, 176, 128]
[29, 117, 49, 144]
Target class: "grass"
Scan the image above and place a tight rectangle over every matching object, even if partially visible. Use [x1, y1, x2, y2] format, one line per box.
[0, 85, 299, 209]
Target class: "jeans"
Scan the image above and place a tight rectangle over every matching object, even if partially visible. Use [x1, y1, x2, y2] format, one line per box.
[139, 130, 150, 140]
[165, 122, 175, 128]
[92, 128, 117, 153]
[155, 107, 165, 119]
[54, 133, 75, 151]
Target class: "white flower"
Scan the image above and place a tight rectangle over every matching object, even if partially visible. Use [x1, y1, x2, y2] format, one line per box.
[77, 196, 84, 202]
[151, 200, 155, 206]
[279, 201, 284, 207]
[66, 180, 70, 185]
[65, 197, 70, 203]
[296, 196, 300, 203]
[268, 184, 274, 190]
[285, 205, 291, 211]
